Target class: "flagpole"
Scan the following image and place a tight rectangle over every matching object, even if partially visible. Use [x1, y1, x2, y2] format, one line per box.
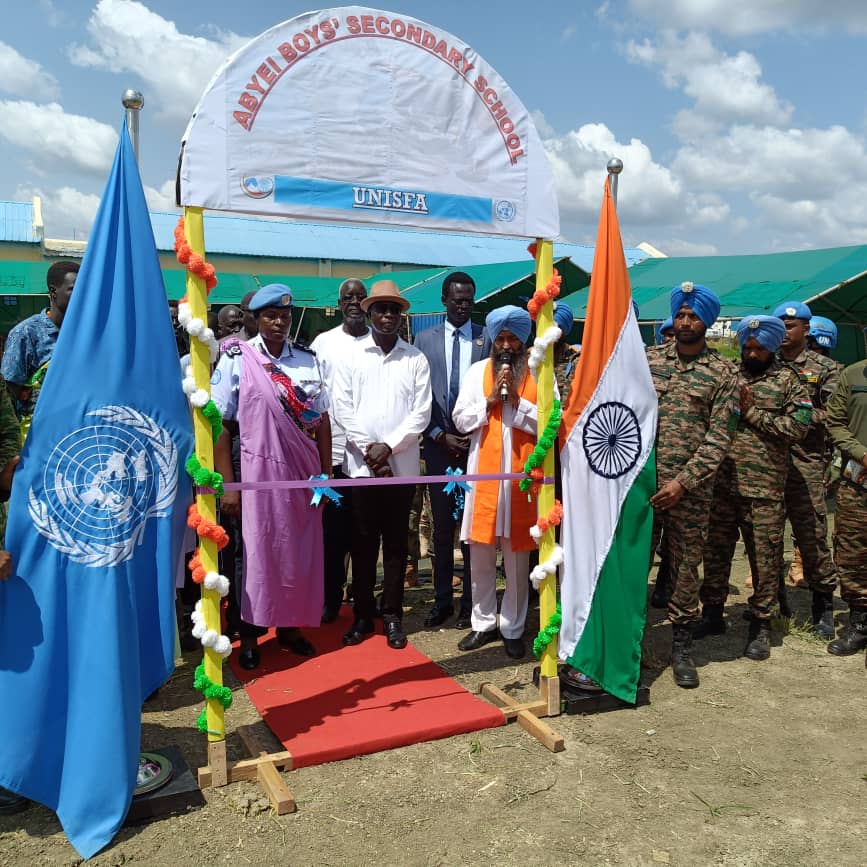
[607, 158, 623, 209]
[184, 206, 228, 780]
[533, 238, 560, 713]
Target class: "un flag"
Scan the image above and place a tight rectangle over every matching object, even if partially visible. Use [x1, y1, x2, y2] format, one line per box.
[0, 121, 194, 857]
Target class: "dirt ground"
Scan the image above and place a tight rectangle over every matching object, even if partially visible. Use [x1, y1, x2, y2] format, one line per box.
[2, 537, 866, 867]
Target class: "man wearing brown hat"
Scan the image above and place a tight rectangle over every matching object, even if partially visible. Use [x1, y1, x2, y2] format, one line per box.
[332, 280, 432, 650]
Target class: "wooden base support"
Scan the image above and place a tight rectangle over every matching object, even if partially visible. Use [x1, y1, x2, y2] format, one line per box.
[479, 681, 565, 752]
[198, 725, 297, 814]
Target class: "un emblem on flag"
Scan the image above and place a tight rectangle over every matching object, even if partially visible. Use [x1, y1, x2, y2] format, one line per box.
[28, 406, 178, 568]
[582, 401, 642, 479]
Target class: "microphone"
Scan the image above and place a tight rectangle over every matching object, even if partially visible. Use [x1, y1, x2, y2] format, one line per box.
[497, 351, 512, 403]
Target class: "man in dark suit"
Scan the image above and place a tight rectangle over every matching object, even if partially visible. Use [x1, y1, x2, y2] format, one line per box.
[414, 272, 491, 628]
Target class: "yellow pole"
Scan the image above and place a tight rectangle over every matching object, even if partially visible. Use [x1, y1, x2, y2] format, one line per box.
[184, 206, 225, 744]
[533, 239, 558, 683]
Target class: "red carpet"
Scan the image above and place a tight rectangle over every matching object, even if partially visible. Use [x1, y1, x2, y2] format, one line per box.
[228, 606, 505, 768]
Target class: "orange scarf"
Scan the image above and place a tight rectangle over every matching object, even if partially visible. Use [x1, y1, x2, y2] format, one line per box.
[469, 360, 537, 551]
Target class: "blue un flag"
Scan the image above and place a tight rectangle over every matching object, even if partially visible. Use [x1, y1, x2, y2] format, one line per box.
[0, 122, 194, 858]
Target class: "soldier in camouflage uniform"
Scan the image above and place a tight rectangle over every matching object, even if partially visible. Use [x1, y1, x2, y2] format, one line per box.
[647, 282, 738, 688]
[774, 302, 840, 636]
[702, 316, 812, 661]
[824, 356, 867, 658]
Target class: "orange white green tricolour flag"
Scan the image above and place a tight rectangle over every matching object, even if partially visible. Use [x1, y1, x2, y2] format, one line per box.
[558, 177, 657, 704]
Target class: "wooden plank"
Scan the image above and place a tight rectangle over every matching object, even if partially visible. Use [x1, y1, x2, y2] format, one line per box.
[516, 710, 565, 753]
[207, 740, 227, 788]
[237, 724, 266, 758]
[257, 761, 297, 815]
[479, 682, 514, 708]
[198, 751, 294, 788]
[499, 700, 548, 720]
[539, 674, 561, 717]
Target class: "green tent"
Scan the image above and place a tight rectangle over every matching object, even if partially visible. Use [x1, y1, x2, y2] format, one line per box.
[559, 245, 867, 365]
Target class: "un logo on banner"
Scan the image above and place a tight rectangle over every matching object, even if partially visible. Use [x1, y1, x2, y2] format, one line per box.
[28, 406, 178, 568]
[582, 401, 642, 479]
[495, 200, 517, 222]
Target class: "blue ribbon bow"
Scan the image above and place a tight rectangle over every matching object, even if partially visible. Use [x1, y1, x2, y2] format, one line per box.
[444, 467, 471, 520]
[308, 474, 342, 507]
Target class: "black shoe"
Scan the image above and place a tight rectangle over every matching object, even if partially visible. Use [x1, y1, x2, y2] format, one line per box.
[0, 787, 29, 816]
[744, 619, 771, 661]
[503, 636, 526, 659]
[384, 621, 408, 650]
[827, 609, 867, 655]
[342, 618, 375, 646]
[810, 591, 835, 639]
[321, 604, 341, 624]
[692, 604, 726, 639]
[238, 646, 260, 670]
[454, 609, 472, 630]
[423, 605, 454, 628]
[276, 627, 316, 657]
[671, 624, 699, 688]
[458, 629, 498, 651]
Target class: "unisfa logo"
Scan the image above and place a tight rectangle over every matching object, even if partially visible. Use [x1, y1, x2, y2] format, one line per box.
[352, 185, 429, 215]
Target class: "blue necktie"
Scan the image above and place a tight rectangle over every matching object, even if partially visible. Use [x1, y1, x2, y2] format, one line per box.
[448, 329, 461, 421]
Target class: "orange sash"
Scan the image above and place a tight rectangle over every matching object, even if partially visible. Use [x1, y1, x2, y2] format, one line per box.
[469, 360, 537, 551]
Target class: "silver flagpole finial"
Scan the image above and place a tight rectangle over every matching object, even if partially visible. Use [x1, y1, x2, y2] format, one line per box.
[121, 89, 144, 167]
[607, 157, 623, 209]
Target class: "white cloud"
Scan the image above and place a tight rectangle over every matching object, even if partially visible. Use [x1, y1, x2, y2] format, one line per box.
[144, 178, 178, 213]
[628, 0, 867, 36]
[69, 0, 249, 123]
[626, 32, 792, 130]
[0, 101, 118, 175]
[16, 184, 100, 240]
[0, 41, 60, 101]
[650, 238, 720, 257]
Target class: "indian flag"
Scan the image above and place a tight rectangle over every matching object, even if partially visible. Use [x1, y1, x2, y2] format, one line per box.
[558, 178, 657, 704]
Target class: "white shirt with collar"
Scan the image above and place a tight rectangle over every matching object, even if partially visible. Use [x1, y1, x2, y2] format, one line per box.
[310, 324, 370, 467]
[443, 319, 474, 384]
[210, 334, 329, 421]
[333, 332, 432, 478]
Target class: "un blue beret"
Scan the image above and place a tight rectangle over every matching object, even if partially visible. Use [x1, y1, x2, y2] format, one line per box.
[808, 316, 837, 349]
[655, 317, 674, 345]
[249, 284, 293, 312]
[670, 282, 721, 327]
[737, 315, 786, 352]
[773, 300, 811, 321]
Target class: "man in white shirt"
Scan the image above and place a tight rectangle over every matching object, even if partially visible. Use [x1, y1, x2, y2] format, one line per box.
[310, 278, 370, 622]
[453, 306, 538, 660]
[333, 280, 432, 650]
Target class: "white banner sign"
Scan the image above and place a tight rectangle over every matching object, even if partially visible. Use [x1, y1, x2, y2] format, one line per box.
[179, 6, 559, 239]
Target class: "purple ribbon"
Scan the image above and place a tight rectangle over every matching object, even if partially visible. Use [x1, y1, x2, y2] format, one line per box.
[199, 471, 555, 495]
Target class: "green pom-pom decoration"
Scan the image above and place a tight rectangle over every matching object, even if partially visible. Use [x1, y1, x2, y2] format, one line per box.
[200, 400, 224, 445]
[196, 709, 208, 733]
[192, 661, 232, 737]
[533, 602, 562, 659]
[520, 401, 563, 495]
[185, 454, 225, 497]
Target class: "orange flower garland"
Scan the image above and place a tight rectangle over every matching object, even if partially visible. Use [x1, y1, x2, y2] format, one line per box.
[527, 269, 562, 320]
[187, 504, 230, 550]
[174, 217, 218, 293]
[535, 499, 564, 535]
[188, 549, 207, 584]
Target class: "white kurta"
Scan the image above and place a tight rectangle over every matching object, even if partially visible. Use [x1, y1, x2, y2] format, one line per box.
[452, 359, 538, 542]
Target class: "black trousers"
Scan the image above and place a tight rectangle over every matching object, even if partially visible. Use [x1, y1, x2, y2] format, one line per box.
[425, 445, 471, 613]
[322, 465, 352, 611]
[350, 483, 415, 623]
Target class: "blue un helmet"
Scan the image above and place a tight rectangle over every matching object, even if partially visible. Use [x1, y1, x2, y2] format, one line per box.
[808, 316, 837, 350]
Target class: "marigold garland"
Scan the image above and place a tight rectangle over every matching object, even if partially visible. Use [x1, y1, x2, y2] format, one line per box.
[185, 454, 224, 496]
[527, 269, 562, 320]
[187, 504, 230, 550]
[188, 549, 207, 584]
[174, 217, 217, 292]
[533, 601, 562, 659]
[530, 500, 564, 542]
[519, 400, 562, 493]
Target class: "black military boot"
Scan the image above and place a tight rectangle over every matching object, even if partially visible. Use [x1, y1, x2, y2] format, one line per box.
[827, 609, 867, 656]
[671, 625, 699, 688]
[810, 591, 835, 639]
[744, 618, 771, 660]
[692, 604, 726, 639]
[650, 555, 670, 608]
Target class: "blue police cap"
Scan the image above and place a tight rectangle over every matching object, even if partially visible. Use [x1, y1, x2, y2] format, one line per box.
[249, 283, 293, 312]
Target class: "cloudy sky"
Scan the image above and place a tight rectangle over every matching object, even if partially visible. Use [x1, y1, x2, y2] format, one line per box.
[2, 0, 866, 255]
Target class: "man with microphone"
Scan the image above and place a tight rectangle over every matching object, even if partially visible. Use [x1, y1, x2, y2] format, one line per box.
[452, 306, 538, 659]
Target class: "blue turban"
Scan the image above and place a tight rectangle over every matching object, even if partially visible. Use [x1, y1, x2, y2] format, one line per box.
[553, 302, 574, 335]
[773, 300, 811, 321]
[808, 315, 837, 349]
[737, 315, 786, 352]
[669, 282, 720, 327]
[485, 305, 531, 345]
[249, 283, 292, 312]
[655, 317, 674, 345]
